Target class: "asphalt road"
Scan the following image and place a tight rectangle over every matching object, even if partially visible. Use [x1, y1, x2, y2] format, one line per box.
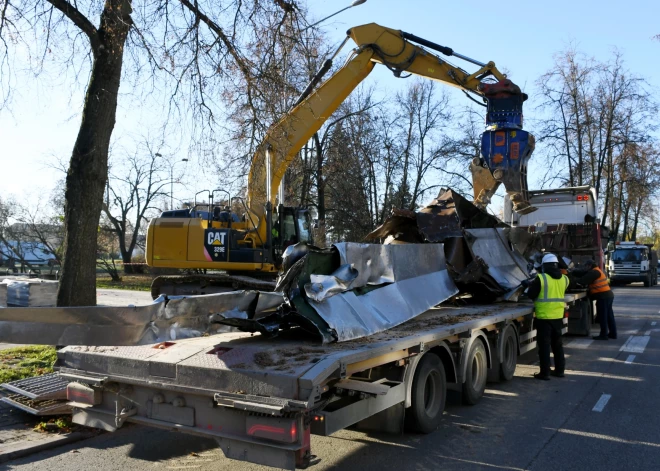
[2, 284, 659, 471]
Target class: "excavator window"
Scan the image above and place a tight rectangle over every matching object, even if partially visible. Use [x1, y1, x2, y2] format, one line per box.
[297, 212, 311, 243]
[282, 213, 297, 248]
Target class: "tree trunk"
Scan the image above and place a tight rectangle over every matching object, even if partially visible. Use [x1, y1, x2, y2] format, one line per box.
[630, 199, 643, 242]
[57, 0, 133, 307]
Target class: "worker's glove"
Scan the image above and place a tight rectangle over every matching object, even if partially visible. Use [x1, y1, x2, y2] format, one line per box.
[520, 278, 531, 289]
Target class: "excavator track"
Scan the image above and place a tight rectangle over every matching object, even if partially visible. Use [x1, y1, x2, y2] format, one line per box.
[150, 274, 277, 300]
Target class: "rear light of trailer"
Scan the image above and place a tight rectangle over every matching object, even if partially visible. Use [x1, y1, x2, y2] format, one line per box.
[67, 383, 102, 406]
[246, 416, 298, 443]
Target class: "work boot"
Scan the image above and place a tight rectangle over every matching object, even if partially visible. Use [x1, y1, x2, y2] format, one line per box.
[533, 373, 550, 381]
[551, 370, 565, 378]
[592, 335, 609, 340]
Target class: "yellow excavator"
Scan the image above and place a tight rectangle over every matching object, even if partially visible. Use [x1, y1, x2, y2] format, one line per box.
[145, 23, 536, 298]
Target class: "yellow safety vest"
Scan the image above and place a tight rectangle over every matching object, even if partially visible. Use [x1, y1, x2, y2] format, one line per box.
[534, 273, 569, 319]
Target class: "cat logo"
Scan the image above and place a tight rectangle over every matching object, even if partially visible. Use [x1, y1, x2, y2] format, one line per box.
[207, 231, 226, 246]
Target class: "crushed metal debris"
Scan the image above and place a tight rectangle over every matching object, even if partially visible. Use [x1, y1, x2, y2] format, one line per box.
[0, 187, 541, 346]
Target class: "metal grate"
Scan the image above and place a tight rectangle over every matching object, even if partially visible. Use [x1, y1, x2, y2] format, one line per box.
[0, 394, 72, 416]
[1, 373, 69, 400]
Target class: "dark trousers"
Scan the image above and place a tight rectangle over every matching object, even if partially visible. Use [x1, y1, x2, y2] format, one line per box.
[596, 298, 617, 337]
[535, 318, 565, 376]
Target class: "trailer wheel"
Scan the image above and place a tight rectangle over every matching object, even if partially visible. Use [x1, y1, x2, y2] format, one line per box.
[462, 340, 487, 405]
[499, 327, 517, 381]
[407, 353, 446, 433]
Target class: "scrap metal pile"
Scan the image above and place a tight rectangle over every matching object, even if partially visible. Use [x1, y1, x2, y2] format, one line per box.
[0, 189, 540, 347]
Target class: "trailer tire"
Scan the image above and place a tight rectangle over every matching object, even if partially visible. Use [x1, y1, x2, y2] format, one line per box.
[499, 326, 517, 381]
[406, 353, 446, 433]
[462, 340, 488, 405]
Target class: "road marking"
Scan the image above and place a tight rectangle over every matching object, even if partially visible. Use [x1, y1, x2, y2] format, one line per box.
[625, 355, 636, 364]
[645, 330, 651, 336]
[592, 394, 612, 412]
[484, 389, 519, 397]
[620, 336, 651, 353]
[621, 330, 638, 335]
[652, 322, 657, 326]
[566, 339, 593, 349]
[548, 428, 660, 448]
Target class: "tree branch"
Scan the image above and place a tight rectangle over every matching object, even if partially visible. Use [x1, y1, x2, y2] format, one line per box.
[46, 0, 100, 53]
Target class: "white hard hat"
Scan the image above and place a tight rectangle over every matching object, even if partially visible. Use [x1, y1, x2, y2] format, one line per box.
[542, 253, 559, 264]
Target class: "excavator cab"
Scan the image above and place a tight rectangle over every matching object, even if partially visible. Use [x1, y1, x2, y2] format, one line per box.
[272, 206, 313, 261]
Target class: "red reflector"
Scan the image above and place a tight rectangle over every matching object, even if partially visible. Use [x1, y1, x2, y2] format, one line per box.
[246, 417, 297, 443]
[153, 341, 176, 349]
[206, 346, 232, 356]
[584, 195, 590, 200]
[67, 383, 102, 405]
[577, 195, 583, 201]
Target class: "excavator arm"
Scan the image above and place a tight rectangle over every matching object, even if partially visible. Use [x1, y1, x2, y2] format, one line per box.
[246, 23, 535, 243]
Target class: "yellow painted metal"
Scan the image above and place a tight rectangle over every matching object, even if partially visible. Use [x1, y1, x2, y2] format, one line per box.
[470, 160, 500, 209]
[246, 23, 509, 243]
[246, 49, 376, 243]
[150, 259, 278, 272]
[149, 23, 512, 273]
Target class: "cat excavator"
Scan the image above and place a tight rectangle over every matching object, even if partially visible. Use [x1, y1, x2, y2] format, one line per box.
[145, 23, 536, 298]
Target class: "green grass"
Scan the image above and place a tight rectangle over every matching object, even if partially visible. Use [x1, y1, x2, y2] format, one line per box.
[0, 346, 58, 384]
[96, 275, 153, 292]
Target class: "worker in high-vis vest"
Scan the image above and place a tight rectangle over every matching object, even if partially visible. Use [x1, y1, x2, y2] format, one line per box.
[526, 253, 570, 380]
[573, 259, 616, 341]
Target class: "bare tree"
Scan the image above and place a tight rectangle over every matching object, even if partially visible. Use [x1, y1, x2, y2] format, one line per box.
[1, 0, 309, 305]
[102, 147, 170, 273]
[536, 47, 657, 232]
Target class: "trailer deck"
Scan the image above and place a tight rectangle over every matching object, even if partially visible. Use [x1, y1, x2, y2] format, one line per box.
[58, 302, 534, 401]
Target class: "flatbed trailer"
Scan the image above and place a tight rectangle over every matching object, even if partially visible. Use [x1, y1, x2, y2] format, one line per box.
[56, 297, 582, 470]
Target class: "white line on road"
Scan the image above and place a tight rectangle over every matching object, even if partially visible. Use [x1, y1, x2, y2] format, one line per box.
[645, 330, 651, 336]
[625, 355, 636, 364]
[652, 322, 657, 326]
[621, 330, 638, 335]
[566, 339, 593, 349]
[593, 394, 612, 412]
[620, 335, 651, 354]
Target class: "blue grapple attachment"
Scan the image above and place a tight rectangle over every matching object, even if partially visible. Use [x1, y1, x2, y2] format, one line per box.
[470, 80, 536, 215]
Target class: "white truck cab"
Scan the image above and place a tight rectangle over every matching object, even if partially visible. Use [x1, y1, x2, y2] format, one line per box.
[608, 241, 658, 287]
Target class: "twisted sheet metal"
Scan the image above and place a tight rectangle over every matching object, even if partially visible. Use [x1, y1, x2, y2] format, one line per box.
[0, 291, 283, 346]
[464, 228, 530, 301]
[306, 243, 459, 342]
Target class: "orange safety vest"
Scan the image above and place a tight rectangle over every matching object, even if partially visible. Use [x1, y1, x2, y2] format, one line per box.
[588, 267, 611, 295]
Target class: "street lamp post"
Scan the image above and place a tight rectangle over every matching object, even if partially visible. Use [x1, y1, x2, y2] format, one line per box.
[301, 0, 367, 32]
[158, 153, 189, 210]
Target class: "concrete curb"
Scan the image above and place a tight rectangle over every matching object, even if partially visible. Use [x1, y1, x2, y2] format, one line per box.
[0, 431, 90, 464]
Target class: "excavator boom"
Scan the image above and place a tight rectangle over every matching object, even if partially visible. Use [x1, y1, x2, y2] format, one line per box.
[246, 23, 536, 242]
